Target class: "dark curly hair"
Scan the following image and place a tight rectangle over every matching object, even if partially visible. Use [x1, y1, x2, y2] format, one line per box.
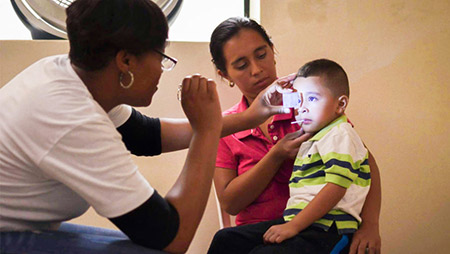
[66, 0, 168, 71]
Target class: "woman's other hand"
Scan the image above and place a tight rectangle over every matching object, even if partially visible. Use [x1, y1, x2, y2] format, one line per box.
[271, 129, 312, 160]
[180, 74, 222, 134]
[350, 152, 381, 254]
[349, 222, 381, 254]
[245, 73, 297, 125]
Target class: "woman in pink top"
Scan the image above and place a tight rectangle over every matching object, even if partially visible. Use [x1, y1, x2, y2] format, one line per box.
[209, 17, 381, 254]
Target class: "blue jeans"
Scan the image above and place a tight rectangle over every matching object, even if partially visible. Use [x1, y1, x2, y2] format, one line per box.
[0, 223, 168, 254]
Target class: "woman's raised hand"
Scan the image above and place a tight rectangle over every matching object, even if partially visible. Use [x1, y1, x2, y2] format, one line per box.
[180, 74, 222, 134]
[263, 73, 297, 107]
[164, 74, 222, 253]
[245, 73, 297, 125]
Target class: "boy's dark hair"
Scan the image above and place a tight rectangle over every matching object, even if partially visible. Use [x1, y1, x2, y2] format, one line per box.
[66, 0, 168, 71]
[297, 59, 349, 98]
[210, 17, 273, 74]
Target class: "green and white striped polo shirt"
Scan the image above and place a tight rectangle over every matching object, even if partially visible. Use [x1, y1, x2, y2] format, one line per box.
[284, 115, 371, 234]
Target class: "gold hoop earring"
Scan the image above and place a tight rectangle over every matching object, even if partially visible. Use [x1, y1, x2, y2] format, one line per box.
[120, 71, 134, 89]
[177, 83, 182, 101]
[228, 81, 235, 88]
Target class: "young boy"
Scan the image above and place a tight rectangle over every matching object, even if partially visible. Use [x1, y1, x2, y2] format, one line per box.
[208, 59, 371, 254]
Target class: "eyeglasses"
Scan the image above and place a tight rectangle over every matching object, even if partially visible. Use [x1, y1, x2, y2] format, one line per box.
[153, 49, 177, 71]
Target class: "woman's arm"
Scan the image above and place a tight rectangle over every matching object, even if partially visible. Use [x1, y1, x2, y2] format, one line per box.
[159, 75, 294, 152]
[159, 110, 285, 152]
[349, 151, 382, 254]
[111, 75, 222, 253]
[215, 131, 311, 215]
[160, 76, 222, 253]
[111, 125, 221, 253]
[117, 74, 295, 154]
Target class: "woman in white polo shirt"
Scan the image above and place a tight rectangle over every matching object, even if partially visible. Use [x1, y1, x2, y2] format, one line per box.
[0, 1, 289, 253]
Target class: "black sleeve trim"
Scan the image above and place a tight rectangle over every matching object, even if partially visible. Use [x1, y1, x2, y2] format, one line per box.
[116, 108, 162, 156]
[109, 191, 180, 250]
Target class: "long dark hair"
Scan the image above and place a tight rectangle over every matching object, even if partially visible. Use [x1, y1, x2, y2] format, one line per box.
[210, 17, 273, 74]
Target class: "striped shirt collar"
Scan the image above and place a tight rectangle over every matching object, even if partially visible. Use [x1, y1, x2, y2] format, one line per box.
[309, 115, 348, 141]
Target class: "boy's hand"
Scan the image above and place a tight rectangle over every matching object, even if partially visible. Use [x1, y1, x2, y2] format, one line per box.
[263, 222, 299, 244]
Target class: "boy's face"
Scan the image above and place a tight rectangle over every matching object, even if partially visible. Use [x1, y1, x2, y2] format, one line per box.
[292, 76, 341, 134]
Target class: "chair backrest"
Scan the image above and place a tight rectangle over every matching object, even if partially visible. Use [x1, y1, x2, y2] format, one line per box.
[213, 183, 235, 229]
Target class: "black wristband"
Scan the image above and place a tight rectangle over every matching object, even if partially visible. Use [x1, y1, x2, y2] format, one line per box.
[117, 108, 162, 156]
[109, 191, 180, 250]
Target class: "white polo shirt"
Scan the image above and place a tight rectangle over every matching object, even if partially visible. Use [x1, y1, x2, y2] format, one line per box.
[0, 55, 153, 231]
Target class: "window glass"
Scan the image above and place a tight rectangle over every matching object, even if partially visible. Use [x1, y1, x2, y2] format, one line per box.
[0, 0, 259, 41]
[0, 1, 32, 40]
[169, 0, 244, 42]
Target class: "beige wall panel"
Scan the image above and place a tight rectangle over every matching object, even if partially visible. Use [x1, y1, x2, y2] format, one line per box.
[0, 41, 70, 86]
[261, 0, 450, 253]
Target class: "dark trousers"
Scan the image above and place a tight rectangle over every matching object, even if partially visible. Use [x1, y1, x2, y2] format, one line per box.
[208, 218, 352, 254]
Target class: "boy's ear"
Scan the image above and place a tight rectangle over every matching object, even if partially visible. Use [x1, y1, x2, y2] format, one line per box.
[336, 95, 348, 114]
